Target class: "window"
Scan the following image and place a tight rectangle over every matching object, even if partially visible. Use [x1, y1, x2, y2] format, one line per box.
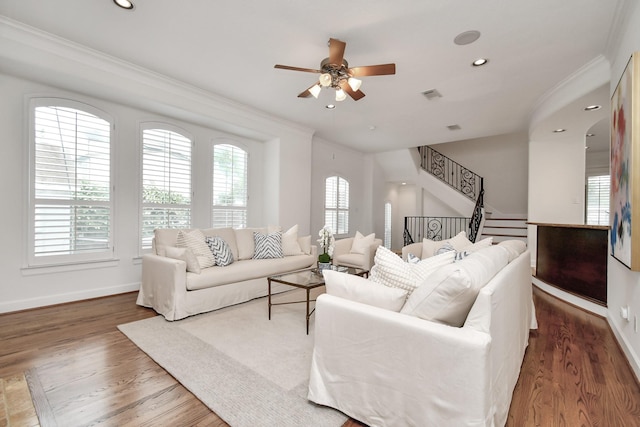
[30, 100, 112, 264]
[586, 174, 610, 226]
[212, 143, 248, 228]
[325, 176, 349, 235]
[141, 127, 192, 249]
[384, 202, 392, 249]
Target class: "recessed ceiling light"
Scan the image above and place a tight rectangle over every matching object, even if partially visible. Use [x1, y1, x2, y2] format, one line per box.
[113, 0, 134, 10]
[454, 30, 481, 46]
[586, 133, 595, 137]
[325, 104, 335, 109]
[472, 58, 488, 67]
[553, 128, 566, 133]
[369, 125, 377, 131]
[584, 105, 601, 111]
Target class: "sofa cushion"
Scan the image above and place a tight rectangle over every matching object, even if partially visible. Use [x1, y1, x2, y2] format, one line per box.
[202, 228, 239, 261]
[401, 245, 510, 327]
[282, 224, 304, 256]
[253, 231, 283, 259]
[176, 229, 216, 268]
[154, 228, 189, 256]
[205, 236, 235, 267]
[185, 255, 313, 290]
[333, 252, 366, 269]
[323, 270, 408, 312]
[370, 246, 455, 294]
[421, 231, 473, 259]
[299, 235, 312, 255]
[350, 231, 375, 255]
[165, 246, 201, 274]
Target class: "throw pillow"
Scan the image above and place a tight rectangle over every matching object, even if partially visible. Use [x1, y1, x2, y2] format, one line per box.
[498, 239, 527, 262]
[176, 229, 216, 268]
[465, 237, 493, 253]
[434, 242, 455, 255]
[421, 231, 473, 259]
[205, 236, 234, 266]
[401, 245, 510, 327]
[350, 231, 375, 255]
[369, 246, 455, 294]
[253, 231, 283, 259]
[165, 246, 201, 274]
[282, 224, 303, 256]
[299, 235, 312, 255]
[407, 253, 420, 264]
[323, 270, 408, 312]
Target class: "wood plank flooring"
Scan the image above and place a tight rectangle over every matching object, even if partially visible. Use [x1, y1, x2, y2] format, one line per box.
[1, 287, 639, 426]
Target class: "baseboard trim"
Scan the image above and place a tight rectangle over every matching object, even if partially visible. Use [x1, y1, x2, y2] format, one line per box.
[0, 282, 140, 314]
[607, 312, 640, 383]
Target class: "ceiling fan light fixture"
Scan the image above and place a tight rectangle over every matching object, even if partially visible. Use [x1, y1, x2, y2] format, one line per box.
[335, 89, 347, 102]
[319, 73, 332, 87]
[348, 77, 362, 91]
[113, 0, 135, 10]
[309, 84, 321, 99]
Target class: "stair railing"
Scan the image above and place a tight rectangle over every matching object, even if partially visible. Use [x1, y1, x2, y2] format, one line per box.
[404, 146, 485, 245]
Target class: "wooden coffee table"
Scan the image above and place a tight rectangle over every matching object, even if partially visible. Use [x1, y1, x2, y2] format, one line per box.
[268, 266, 368, 334]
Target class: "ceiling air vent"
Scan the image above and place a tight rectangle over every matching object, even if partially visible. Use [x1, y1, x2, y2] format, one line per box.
[422, 89, 442, 100]
[447, 124, 461, 131]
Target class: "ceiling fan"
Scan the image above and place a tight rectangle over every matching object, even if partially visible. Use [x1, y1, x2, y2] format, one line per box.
[274, 38, 396, 102]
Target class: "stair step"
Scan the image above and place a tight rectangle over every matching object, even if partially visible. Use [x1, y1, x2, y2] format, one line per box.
[483, 233, 528, 238]
[483, 225, 528, 230]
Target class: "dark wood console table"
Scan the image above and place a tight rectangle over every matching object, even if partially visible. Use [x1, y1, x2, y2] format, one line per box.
[530, 222, 609, 305]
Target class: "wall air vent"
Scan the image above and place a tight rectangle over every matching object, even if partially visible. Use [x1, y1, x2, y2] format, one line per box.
[422, 89, 442, 100]
[447, 124, 461, 131]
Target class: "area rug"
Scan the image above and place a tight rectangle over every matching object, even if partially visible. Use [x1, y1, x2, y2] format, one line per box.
[118, 288, 347, 427]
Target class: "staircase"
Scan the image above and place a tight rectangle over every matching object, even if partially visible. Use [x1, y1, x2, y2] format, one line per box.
[479, 215, 528, 244]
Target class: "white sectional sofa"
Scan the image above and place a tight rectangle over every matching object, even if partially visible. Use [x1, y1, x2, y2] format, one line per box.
[137, 226, 316, 320]
[308, 240, 536, 427]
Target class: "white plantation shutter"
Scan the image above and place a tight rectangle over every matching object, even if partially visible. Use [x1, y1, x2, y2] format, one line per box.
[325, 176, 349, 235]
[212, 144, 248, 228]
[141, 127, 192, 249]
[587, 175, 610, 226]
[384, 202, 392, 249]
[31, 102, 112, 262]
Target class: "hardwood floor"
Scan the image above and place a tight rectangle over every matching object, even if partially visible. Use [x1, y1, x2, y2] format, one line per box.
[1, 287, 639, 426]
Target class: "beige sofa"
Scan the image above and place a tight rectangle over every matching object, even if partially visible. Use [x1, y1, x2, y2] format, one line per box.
[137, 226, 316, 320]
[309, 241, 536, 426]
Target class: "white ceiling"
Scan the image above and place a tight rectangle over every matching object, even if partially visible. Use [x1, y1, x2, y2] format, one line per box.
[0, 0, 622, 153]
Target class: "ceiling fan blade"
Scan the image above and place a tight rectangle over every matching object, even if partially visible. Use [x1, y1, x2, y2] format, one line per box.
[339, 80, 366, 101]
[328, 38, 346, 66]
[274, 64, 322, 73]
[298, 82, 320, 98]
[349, 63, 396, 77]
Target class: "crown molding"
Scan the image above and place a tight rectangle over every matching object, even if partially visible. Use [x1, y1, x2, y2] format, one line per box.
[0, 16, 314, 141]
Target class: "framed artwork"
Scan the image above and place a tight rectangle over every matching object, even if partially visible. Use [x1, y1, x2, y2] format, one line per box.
[611, 52, 640, 271]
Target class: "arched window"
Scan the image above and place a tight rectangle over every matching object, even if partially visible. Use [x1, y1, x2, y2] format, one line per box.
[212, 143, 248, 228]
[325, 176, 349, 235]
[30, 99, 112, 264]
[141, 125, 192, 249]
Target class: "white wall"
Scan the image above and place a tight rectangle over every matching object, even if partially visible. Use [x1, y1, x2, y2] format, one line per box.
[605, 0, 640, 381]
[310, 136, 377, 240]
[432, 131, 529, 216]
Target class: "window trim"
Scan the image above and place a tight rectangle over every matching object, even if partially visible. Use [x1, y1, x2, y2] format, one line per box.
[27, 97, 115, 267]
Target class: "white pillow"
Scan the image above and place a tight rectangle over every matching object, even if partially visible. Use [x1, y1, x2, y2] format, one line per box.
[324, 270, 408, 312]
[421, 231, 472, 259]
[165, 246, 201, 274]
[369, 246, 455, 294]
[401, 245, 509, 327]
[465, 237, 493, 252]
[282, 224, 303, 256]
[299, 235, 311, 255]
[176, 229, 216, 268]
[350, 231, 375, 255]
[498, 239, 527, 262]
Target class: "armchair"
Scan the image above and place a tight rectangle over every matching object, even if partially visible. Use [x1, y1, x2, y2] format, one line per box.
[331, 233, 382, 271]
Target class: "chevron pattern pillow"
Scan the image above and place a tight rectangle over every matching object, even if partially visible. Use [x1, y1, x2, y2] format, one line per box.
[253, 231, 283, 259]
[205, 236, 234, 266]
